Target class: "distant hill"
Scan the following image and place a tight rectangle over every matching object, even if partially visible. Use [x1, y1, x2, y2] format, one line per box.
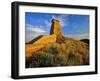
[80, 39, 89, 45]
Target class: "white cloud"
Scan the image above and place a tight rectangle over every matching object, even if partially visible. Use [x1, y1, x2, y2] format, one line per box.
[66, 33, 89, 40]
[78, 33, 89, 39]
[59, 15, 69, 27]
[26, 27, 45, 33]
[52, 15, 57, 19]
[51, 15, 69, 27]
[44, 20, 51, 28]
[43, 15, 69, 29]
[25, 24, 46, 43]
[26, 24, 46, 33]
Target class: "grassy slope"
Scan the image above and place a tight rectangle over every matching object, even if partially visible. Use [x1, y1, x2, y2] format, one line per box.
[26, 37, 89, 68]
[26, 34, 56, 58]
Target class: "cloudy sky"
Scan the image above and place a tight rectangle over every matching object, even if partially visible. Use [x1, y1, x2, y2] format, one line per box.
[25, 12, 89, 43]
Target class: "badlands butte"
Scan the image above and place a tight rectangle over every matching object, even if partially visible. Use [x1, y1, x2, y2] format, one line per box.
[26, 19, 89, 68]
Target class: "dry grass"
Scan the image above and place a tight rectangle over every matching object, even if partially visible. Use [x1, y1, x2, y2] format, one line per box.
[26, 37, 89, 68]
[25, 44, 45, 58]
[34, 34, 56, 44]
[26, 34, 56, 58]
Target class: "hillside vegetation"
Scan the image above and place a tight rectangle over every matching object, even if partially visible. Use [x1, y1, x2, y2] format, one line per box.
[26, 37, 89, 68]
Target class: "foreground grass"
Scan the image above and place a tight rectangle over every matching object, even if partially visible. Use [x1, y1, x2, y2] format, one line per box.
[26, 37, 89, 68]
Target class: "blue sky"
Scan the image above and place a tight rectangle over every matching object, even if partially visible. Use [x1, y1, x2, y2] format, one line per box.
[25, 12, 89, 43]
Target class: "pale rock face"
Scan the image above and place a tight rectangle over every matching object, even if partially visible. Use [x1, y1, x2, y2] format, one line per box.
[50, 19, 63, 37]
[50, 19, 65, 43]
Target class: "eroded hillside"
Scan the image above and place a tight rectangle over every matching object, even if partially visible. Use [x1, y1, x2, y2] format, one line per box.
[26, 37, 89, 68]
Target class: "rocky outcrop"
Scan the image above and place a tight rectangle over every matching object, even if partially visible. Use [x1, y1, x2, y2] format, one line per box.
[50, 19, 63, 36]
[50, 19, 65, 43]
[26, 19, 63, 58]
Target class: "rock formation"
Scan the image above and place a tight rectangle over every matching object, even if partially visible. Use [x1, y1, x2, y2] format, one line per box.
[26, 18, 63, 58]
[50, 19, 63, 36]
